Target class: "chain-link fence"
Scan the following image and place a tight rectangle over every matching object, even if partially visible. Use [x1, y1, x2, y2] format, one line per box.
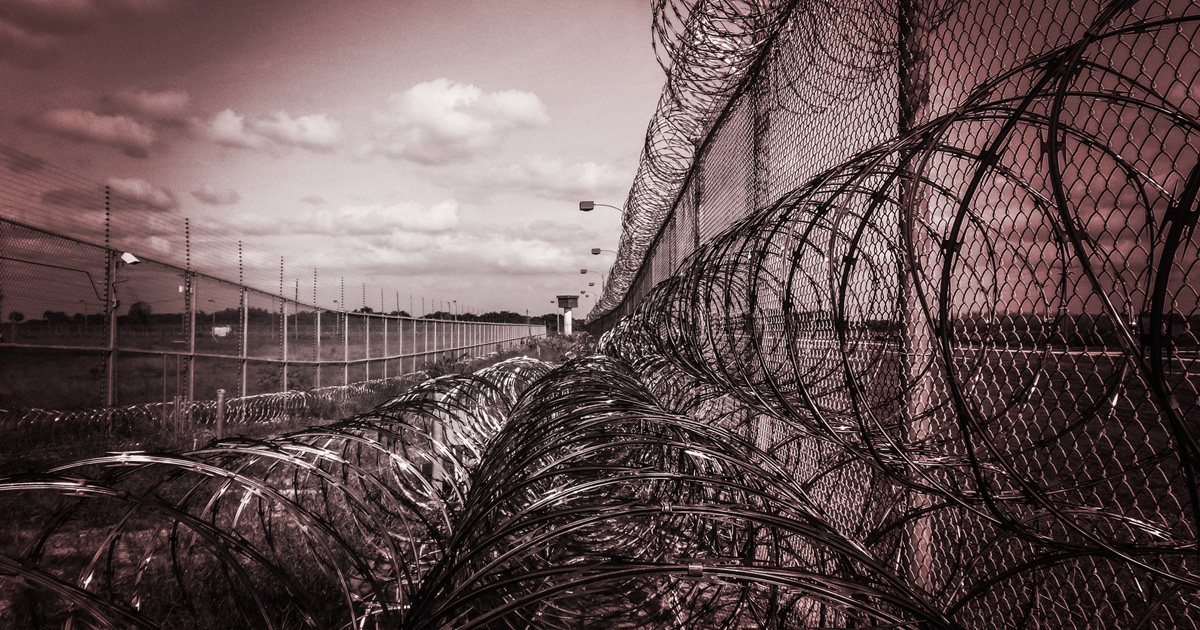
[0, 152, 547, 425]
[587, 0, 1200, 627]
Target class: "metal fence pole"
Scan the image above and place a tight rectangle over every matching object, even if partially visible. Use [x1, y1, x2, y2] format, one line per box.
[315, 309, 322, 388]
[239, 288, 248, 398]
[215, 388, 225, 438]
[342, 310, 349, 386]
[105, 249, 117, 407]
[281, 296, 289, 392]
[186, 272, 196, 401]
[899, 0, 934, 592]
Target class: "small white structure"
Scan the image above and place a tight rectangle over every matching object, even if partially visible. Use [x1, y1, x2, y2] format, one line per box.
[556, 295, 579, 335]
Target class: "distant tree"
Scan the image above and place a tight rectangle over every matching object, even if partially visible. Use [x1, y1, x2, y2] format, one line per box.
[128, 301, 152, 328]
[246, 306, 273, 322]
[532, 313, 559, 333]
[7, 311, 22, 341]
[355, 306, 374, 314]
[387, 310, 411, 317]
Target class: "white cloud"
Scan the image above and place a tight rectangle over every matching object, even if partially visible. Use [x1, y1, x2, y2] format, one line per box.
[235, 199, 460, 236]
[477, 155, 630, 201]
[112, 88, 190, 120]
[514, 219, 602, 243]
[297, 231, 575, 278]
[33, 108, 156, 157]
[251, 111, 341, 151]
[196, 109, 265, 148]
[190, 184, 240, 206]
[106, 176, 177, 210]
[369, 79, 549, 164]
[195, 109, 342, 152]
[321, 200, 459, 234]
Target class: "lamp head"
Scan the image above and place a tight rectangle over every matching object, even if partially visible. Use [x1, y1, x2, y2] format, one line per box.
[579, 201, 594, 212]
[591, 248, 601, 255]
[580, 268, 587, 274]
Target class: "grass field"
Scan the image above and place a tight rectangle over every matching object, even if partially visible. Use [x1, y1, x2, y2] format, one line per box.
[0, 336, 573, 474]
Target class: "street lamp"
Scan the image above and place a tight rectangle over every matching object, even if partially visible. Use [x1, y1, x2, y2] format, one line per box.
[579, 201, 621, 213]
[581, 268, 605, 286]
[591, 248, 617, 255]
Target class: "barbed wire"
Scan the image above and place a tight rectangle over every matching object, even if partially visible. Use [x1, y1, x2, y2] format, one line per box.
[594, 0, 801, 318]
[0, 2, 1197, 628]
[595, 7, 1200, 626]
[0, 372, 430, 445]
[0, 356, 554, 629]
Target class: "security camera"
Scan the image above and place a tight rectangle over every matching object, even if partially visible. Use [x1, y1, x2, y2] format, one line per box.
[120, 252, 140, 265]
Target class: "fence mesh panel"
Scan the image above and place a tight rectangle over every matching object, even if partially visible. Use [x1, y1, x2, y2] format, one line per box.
[590, 0, 1200, 627]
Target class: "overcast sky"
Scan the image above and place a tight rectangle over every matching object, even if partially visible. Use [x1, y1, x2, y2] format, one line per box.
[0, 0, 661, 315]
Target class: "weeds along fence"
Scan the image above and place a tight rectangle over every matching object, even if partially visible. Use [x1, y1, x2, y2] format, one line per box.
[0, 148, 546, 422]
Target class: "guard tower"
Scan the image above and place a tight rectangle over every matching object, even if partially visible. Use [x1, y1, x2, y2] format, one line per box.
[556, 294, 579, 335]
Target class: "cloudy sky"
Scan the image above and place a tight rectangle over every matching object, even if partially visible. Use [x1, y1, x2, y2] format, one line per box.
[0, 0, 661, 315]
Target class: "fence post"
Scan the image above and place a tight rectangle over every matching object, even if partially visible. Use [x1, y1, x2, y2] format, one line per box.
[239, 288, 248, 398]
[172, 394, 183, 434]
[342, 310, 349, 386]
[186, 272, 196, 402]
[161, 354, 169, 427]
[315, 309, 322, 388]
[215, 388, 225, 438]
[899, 0, 934, 593]
[365, 313, 370, 381]
[281, 297, 289, 393]
[105, 249, 117, 408]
